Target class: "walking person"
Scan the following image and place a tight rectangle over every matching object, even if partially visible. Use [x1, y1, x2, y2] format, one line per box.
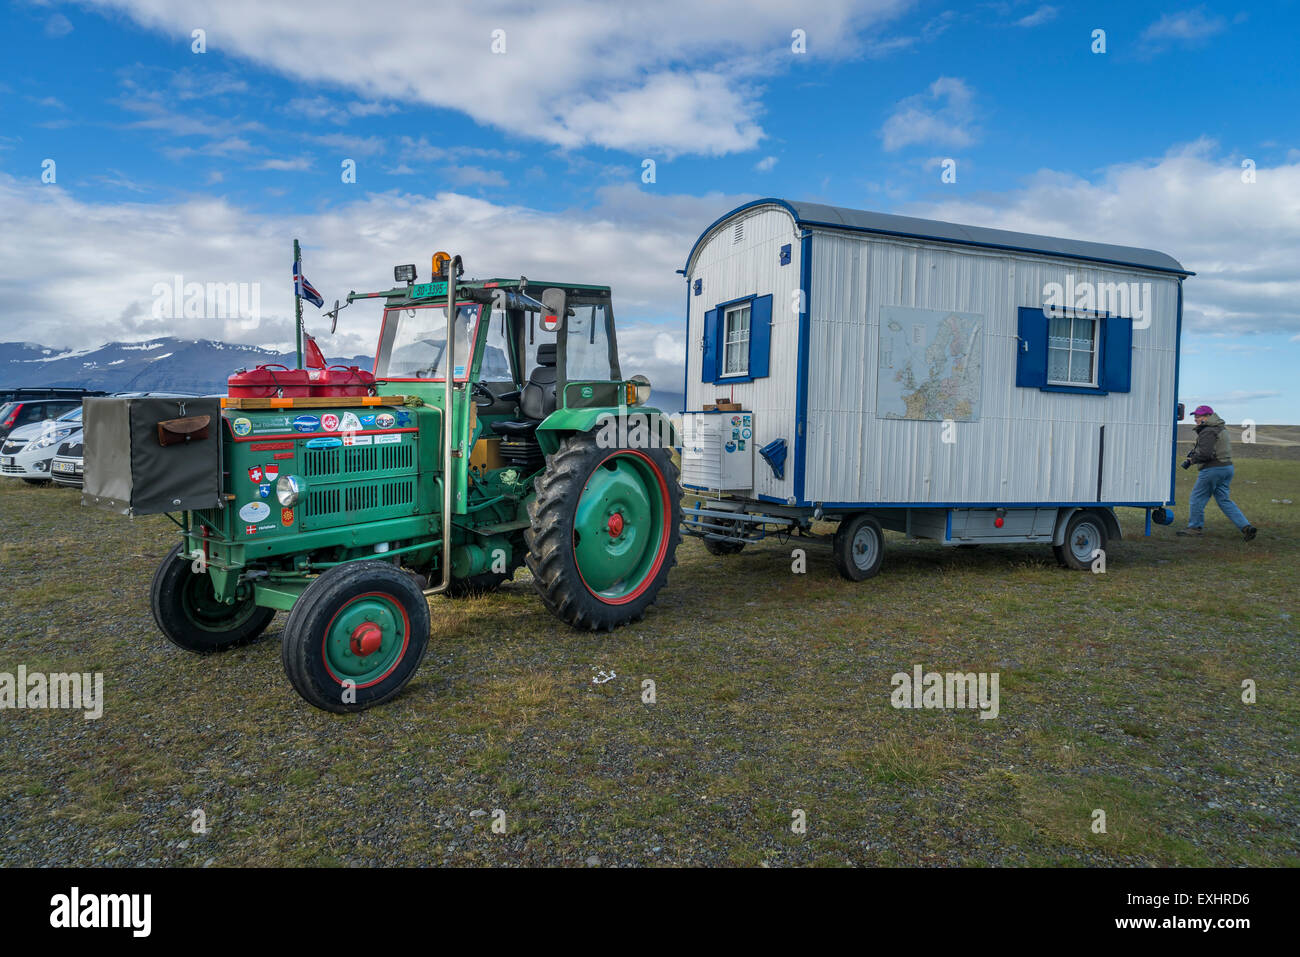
[1177, 405, 1258, 540]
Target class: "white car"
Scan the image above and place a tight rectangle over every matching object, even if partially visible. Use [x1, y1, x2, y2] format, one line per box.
[0, 407, 83, 485]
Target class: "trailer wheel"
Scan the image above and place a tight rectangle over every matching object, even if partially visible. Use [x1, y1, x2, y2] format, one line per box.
[151, 543, 276, 653]
[833, 514, 884, 581]
[1055, 510, 1107, 571]
[526, 432, 681, 630]
[280, 561, 430, 713]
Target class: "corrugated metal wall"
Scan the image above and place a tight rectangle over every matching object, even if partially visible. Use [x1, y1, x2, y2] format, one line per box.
[805, 232, 1179, 505]
[685, 204, 801, 500]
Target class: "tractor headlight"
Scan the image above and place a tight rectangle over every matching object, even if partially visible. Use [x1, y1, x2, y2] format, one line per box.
[276, 474, 304, 507]
[627, 375, 652, 406]
[394, 264, 417, 283]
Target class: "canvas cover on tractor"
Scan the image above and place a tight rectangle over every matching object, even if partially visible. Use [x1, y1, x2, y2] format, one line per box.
[82, 396, 222, 515]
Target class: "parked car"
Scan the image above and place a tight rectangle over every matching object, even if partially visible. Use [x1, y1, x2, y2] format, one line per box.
[50, 430, 84, 488]
[0, 397, 83, 444]
[47, 393, 197, 489]
[0, 407, 84, 484]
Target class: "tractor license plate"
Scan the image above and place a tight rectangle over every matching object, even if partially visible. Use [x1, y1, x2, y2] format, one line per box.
[0, 456, 11, 467]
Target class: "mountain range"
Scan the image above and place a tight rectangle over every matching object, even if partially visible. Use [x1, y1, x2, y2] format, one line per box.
[0, 338, 684, 411]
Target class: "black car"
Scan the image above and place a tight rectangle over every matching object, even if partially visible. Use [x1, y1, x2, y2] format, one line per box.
[0, 397, 83, 444]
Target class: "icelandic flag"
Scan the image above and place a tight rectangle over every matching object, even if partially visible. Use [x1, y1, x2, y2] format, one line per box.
[293, 260, 325, 308]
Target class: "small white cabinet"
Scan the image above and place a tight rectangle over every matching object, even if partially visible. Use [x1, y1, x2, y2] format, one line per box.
[681, 411, 754, 492]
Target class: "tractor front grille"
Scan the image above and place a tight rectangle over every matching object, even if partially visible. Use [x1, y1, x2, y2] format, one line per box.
[306, 477, 415, 525]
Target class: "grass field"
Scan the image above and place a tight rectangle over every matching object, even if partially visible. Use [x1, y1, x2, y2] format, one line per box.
[1, 440, 1297, 867]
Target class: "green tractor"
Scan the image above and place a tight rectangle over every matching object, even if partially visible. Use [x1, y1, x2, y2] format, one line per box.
[83, 255, 681, 712]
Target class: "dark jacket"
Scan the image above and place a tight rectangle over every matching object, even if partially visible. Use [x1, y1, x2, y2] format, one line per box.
[1188, 413, 1232, 469]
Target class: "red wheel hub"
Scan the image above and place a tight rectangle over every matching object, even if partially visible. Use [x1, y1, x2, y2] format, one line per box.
[350, 623, 383, 657]
[607, 512, 625, 538]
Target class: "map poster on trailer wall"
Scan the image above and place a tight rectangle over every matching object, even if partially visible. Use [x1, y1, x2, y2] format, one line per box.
[876, 305, 984, 422]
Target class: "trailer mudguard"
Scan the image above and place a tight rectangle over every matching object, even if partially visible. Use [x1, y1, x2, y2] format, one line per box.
[1051, 507, 1123, 546]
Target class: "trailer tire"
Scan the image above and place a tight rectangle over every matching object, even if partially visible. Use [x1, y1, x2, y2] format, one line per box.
[281, 561, 430, 713]
[1055, 510, 1108, 571]
[526, 432, 681, 630]
[833, 514, 884, 581]
[151, 543, 276, 653]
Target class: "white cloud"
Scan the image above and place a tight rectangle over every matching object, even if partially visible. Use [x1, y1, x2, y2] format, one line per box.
[439, 165, 508, 188]
[286, 96, 397, 125]
[82, 0, 912, 156]
[905, 140, 1300, 336]
[1015, 5, 1057, 28]
[880, 76, 977, 151]
[754, 156, 778, 172]
[0, 176, 745, 364]
[254, 156, 314, 171]
[1142, 8, 1227, 46]
[45, 13, 74, 37]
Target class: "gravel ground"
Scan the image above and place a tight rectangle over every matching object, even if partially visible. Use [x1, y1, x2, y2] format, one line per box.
[0, 446, 1296, 867]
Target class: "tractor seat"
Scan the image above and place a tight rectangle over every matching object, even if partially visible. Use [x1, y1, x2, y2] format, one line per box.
[490, 343, 557, 437]
[490, 419, 539, 438]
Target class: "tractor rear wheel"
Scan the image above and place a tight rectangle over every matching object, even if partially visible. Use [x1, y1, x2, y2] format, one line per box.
[151, 543, 276, 653]
[526, 433, 681, 630]
[280, 560, 430, 713]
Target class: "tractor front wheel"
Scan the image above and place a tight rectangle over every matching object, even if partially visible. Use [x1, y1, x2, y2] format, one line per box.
[151, 543, 276, 653]
[280, 561, 430, 713]
[526, 433, 681, 630]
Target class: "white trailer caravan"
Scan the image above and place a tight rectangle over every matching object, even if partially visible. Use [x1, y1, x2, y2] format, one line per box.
[677, 199, 1192, 577]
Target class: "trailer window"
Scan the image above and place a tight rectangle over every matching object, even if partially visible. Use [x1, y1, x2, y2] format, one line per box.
[722, 304, 751, 377]
[1047, 315, 1097, 387]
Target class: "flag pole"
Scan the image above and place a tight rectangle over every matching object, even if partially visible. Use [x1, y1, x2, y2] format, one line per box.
[293, 237, 304, 369]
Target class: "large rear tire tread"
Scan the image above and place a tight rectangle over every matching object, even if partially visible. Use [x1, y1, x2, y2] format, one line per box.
[150, 543, 276, 653]
[525, 433, 681, 631]
[281, 560, 431, 714]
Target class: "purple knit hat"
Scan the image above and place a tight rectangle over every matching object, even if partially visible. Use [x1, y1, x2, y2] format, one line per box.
[1192, 405, 1214, 416]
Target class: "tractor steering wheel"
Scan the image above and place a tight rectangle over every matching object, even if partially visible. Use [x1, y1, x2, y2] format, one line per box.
[471, 382, 497, 407]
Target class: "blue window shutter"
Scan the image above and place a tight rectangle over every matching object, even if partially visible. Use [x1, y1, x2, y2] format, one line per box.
[748, 295, 773, 379]
[1100, 315, 1133, 392]
[1015, 307, 1047, 388]
[701, 308, 719, 382]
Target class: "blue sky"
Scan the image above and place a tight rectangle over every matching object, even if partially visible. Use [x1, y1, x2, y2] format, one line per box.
[1, 0, 1298, 422]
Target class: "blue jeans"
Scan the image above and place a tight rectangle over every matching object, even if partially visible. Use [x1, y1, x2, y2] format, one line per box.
[1188, 465, 1250, 529]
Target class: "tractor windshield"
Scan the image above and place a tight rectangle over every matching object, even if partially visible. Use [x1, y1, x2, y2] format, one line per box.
[375, 303, 482, 381]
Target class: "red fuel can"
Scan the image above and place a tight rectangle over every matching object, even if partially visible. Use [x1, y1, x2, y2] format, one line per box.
[310, 365, 377, 398]
[226, 364, 314, 398]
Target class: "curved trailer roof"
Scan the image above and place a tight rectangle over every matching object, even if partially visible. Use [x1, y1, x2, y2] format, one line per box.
[685, 198, 1193, 277]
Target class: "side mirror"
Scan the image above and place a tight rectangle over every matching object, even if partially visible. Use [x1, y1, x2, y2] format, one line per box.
[328, 300, 340, 334]
[541, 288, 568, 329]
